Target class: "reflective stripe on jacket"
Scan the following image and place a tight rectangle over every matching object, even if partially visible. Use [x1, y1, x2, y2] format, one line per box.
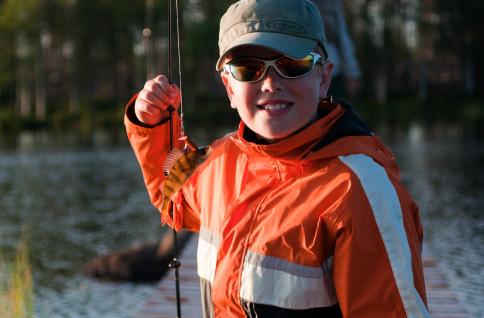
[125, 99, 429, 318]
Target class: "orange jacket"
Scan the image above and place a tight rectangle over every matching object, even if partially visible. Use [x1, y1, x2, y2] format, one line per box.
[125, 98, 429, 318]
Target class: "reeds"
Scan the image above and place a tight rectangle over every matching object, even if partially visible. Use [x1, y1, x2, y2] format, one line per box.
[0, 238, 34, 318]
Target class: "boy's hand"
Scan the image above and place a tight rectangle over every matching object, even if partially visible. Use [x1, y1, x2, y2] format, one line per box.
[135, 75, 181, 126]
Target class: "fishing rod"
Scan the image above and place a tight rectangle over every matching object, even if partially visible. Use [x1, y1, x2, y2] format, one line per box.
[166, 0, 182, 317]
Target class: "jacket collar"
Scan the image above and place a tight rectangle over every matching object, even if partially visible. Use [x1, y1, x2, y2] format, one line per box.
[230, 100, 345, 161]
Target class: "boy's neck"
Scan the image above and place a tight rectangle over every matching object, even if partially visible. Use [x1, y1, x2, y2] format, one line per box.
[243, 108, 330, 145]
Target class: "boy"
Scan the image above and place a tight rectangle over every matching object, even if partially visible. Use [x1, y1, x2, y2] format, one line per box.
[125, 0, 429, 317]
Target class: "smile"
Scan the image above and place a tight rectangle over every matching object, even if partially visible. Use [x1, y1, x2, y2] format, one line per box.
[257, 103, 292, 111]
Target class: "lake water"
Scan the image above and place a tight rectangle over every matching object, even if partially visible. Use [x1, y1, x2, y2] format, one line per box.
[0, 133, 163, 317]
[387, 122, 484, 317]
[0, 125, 483, 317]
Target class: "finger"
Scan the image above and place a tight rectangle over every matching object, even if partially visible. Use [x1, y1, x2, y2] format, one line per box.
[170, 84, 181, 97]
[138, 89, 173, 110]
[143, 76, 171, 96]
[137, 101, 162, 117]
[144, 80, 178, 107]
[135, 100, 164, 125]
[164, 84, 180, 107]
[152, 77, 180, 103]
[168, 84, 181, 105]
[151, 75, 179, 95]
[152, 74, 170, 85]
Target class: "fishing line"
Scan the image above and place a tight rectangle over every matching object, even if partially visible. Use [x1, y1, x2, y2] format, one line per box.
[175, 0, 185, 137]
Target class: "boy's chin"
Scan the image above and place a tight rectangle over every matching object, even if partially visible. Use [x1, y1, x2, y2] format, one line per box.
[255, 130, 294, 143]
[256, 122, 312, 142]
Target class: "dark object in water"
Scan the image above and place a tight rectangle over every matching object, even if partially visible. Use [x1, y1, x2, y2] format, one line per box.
[83, 231, 192, 282]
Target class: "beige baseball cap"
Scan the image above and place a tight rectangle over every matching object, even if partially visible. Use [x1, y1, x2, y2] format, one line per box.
[216, 0, 328, 70]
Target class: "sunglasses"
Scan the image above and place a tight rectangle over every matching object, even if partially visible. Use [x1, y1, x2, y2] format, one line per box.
[223, 52, 324, 83]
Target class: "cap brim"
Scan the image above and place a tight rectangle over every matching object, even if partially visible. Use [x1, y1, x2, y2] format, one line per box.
[216, 32, 318, 70]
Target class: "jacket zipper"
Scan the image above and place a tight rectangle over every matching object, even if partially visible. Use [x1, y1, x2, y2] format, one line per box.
[237, 159, 282, 313]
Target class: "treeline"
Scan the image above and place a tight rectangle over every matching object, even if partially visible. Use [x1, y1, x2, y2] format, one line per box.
[0, 0, 482, 132]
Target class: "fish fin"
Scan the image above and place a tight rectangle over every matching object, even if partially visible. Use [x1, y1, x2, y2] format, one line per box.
[179, 135, 198, 152]
[161, 189, 173, 219]
[163, 148, 185, 176]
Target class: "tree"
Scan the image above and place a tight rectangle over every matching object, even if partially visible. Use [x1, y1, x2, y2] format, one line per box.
[433, 0, 484, 96]
[0, 0, 40, 117]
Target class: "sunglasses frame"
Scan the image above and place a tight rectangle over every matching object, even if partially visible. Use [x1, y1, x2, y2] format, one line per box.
[223, 52, 325, 83]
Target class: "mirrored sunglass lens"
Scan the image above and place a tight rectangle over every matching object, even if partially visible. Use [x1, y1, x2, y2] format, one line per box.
[276, 55, 314, 77]
[229, 59, 265, 82]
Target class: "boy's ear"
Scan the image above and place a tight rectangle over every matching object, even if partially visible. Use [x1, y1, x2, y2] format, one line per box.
[319, 61, 333, 100]
[220, 72, 237, 109]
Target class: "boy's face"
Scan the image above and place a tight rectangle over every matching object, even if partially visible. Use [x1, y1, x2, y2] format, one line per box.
[221, 46, 333, 142]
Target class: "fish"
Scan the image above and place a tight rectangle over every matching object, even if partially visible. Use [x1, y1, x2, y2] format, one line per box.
[161, 137, 211, 219]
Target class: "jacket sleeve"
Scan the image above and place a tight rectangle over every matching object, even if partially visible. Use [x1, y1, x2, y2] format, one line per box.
[124, 94, 200, 231]
[330, 157, 429, 317]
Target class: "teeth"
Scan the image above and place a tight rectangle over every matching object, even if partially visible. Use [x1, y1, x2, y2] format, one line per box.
[262, 103, 289, 110]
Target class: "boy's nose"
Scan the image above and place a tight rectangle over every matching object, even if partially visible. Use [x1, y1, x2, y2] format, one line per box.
[261, 67, 283, 92]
